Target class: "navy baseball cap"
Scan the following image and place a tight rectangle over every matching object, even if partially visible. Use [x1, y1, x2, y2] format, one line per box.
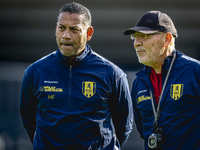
[124, 11, 178, 38]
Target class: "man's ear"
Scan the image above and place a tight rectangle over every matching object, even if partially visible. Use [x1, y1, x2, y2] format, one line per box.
[164, 32, 172, 47]
[86, 26, 94, 41]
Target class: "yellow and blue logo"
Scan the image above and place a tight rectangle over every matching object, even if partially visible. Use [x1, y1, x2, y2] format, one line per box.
[170, 84, 183, 100]
[82, 81, 96, 98]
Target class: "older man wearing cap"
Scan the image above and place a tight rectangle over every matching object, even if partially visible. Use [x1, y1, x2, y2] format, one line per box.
[124, 11, 200, 150]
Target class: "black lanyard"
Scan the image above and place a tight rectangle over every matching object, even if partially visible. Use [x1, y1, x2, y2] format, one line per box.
[149, 52, 176, 129]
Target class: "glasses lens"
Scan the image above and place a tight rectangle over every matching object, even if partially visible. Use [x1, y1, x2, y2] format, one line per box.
[130, 34, 134, 40]
[130, 32, 165, 41]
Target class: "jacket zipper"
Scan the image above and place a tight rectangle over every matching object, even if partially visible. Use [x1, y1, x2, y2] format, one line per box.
[69, 65, 72, 108]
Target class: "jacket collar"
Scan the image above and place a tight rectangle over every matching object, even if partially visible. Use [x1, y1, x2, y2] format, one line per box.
[56, 44, 91, 66]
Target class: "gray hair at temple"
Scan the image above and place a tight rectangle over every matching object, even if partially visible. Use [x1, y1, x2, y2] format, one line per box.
[57, 2, 92, 27]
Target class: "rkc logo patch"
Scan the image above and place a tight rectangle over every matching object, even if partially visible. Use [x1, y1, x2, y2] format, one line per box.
[82, 81, 96, 98]
[170, 84, 184, 100]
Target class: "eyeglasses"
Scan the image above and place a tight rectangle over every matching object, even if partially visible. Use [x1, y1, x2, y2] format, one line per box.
[131, 32, 166, 40]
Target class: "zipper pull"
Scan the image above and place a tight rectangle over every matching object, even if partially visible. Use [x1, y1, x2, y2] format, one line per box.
[70, 65, 72, 71]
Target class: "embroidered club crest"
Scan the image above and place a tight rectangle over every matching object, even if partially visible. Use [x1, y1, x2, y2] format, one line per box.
[170, 84, 183, 100]
[82, 81, 96, 98]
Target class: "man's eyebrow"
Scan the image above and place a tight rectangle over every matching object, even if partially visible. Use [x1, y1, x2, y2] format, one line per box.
[58, 23, 65, 26]
[70, 26, 79, 28]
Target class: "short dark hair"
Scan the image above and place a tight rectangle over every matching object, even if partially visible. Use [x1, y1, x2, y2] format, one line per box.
[57, 2, 92, 27]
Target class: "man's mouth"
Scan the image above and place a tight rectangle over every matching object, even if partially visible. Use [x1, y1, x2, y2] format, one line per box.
[61, 42, 73, 46]
[136, 48, 146, 55]
[136, 50, 145, 54]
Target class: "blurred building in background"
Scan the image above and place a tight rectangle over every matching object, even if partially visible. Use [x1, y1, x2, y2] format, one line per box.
[0, 0, 199, 149]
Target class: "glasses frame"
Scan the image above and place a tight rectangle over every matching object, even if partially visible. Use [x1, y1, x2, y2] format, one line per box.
[130, 32, 166, 40]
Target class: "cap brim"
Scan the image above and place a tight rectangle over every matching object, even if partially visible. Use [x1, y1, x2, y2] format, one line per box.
[124, 27, 159, 35]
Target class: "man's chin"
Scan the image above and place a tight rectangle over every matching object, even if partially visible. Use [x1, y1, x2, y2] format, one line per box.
[138, 59, 147, 65]
[59, 49, 74, 57]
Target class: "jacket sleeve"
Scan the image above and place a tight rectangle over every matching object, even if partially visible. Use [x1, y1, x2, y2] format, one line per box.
[110, 73, 133, 148]
[20, 71, 37, 143]
[131, 80, 144, 139]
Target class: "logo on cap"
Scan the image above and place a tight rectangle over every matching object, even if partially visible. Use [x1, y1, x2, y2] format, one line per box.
[147, 19, 153, 23]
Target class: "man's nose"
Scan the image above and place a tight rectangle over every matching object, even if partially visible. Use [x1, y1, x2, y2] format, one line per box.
[134, 38, 143, 48]
[62, 30, 71, 39]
